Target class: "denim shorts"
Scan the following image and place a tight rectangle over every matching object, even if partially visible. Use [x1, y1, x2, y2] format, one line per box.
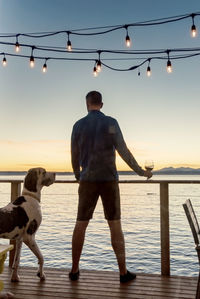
[77, 181, 121, 221]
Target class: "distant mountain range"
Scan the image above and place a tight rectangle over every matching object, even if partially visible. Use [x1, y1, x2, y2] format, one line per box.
[152, 167, 200, 175]
[119, 167, 200, 175]
[1, 167, 200, 175]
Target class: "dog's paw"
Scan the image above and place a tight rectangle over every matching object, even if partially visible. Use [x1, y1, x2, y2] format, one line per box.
[37, 271, 46, 281]
[11, 274, 20, 282]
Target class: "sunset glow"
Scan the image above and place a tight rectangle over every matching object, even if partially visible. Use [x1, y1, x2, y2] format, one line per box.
[1, 1, 200, 172]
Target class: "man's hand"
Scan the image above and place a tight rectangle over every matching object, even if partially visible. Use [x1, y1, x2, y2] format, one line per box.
[144, 169, 153, 179]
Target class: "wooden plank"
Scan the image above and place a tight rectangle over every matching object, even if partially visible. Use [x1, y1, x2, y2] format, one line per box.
[2, 269, 196, 287]
[0, 267, 196, 299]
[2, 275, 196, 291]
[2, 283, 195, 299]
[2, 267, 196, 289]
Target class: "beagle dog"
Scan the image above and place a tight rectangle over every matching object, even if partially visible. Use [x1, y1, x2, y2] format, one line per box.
[0, 167, 55, 282]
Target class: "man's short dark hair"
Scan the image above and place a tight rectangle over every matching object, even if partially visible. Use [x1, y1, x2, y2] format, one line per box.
[86, 91, 102, 105]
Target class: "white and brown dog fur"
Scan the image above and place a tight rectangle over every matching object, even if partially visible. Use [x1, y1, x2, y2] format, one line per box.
[0, 167, 55, 282]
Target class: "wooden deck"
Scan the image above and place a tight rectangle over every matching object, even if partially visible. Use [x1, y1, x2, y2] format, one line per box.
[0, 267, 197, 299]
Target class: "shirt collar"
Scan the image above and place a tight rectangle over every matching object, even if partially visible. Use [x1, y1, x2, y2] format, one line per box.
[88, 110, 104, 115]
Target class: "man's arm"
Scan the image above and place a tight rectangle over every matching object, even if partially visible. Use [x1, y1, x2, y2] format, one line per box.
[71, 125, 80, 180]
[112, 120, 150, 177]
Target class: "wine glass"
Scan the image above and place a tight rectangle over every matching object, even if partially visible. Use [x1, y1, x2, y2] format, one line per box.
[144, 160, 154, 171]
[144, 160, 154, 179]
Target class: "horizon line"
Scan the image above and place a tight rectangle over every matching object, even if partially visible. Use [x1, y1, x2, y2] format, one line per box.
[1, 166, 200, 174]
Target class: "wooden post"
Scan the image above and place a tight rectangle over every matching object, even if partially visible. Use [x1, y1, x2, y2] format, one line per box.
[9, 181, 21, 267]
[160, 182, 170, 276]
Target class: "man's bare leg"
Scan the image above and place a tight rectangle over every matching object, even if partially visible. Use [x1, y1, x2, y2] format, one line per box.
[107, 219, 127, 275]
[108, 219, 136, 282]
[71, 220, 89, 273]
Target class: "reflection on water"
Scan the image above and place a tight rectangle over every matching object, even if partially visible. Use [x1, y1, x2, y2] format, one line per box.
[0, 174, 200, 276]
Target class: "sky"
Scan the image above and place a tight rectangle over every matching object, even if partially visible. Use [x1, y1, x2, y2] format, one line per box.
[1, 0, 200, 172]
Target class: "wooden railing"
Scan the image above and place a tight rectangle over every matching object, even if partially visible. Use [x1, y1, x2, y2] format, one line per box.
[1, 178, 200, 276]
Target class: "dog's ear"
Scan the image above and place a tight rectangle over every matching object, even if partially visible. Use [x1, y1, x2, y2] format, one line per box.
[24, 170, 38, 192]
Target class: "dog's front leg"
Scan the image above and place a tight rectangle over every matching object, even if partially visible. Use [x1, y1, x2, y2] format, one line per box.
[11, 239, 23, 282]
[23, 236, 45, 281]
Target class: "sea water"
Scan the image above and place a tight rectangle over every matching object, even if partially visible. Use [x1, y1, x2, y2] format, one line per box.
[0, 174, 200, 277]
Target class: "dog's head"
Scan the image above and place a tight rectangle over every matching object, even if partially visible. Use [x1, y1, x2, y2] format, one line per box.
[24, 167, 56, 193]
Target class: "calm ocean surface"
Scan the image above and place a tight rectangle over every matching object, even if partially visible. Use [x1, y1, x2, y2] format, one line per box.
[0, 174, 200, 277]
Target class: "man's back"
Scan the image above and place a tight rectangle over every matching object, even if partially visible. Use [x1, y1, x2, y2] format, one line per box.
[71, 110, 119, 181]
[71, 109, 145, 182]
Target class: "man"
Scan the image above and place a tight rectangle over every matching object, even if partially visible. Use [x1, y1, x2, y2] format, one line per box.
[70, 91, 152, 283]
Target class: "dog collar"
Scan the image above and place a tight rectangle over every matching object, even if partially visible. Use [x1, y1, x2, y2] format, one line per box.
[22, 192, 40, 202]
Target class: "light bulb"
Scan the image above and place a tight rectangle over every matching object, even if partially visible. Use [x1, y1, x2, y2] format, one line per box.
[30, 56, 35, 68]
[2, 57, 7, 66]
[67, 40, 72, 51]
[15, 42, 20, 52]
[42, 63, 47, 73]
[125, 34, 131, 47]
[93, 66, 98, 77]
[97, 60, 102, 72]
[191, 24, 197, 37]
[147, 66, 151, 77]
[167, 60, 172, 73]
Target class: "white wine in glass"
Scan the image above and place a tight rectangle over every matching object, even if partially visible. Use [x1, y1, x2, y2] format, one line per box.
[145, 160, 154, 171]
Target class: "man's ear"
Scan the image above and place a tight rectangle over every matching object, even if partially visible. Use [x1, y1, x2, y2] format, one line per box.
[24, 170, 38, 192]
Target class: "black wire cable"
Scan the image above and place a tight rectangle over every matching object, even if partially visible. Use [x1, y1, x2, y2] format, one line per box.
[0, 11, 199, 38]
[1, 11, 200, 74]
[1, 40, 200, 56]
[1, 49, 200, 73]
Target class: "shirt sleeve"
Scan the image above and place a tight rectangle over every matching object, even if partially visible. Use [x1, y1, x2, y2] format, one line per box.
[111, 119, 145, 176]
[71, 124, 80, 180]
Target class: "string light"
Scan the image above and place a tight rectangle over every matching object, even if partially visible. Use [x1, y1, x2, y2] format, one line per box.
[146, 59, 151, 77]
[147, 66, 151, 76]
[15, 42, 20, 52]
[126, 35, 131, 47]
[96, 60, 102, 72]
[125, 25, 131, 47]
[93, 67, 98, 77]
[15, 35, 20, 52]
[30, 47, 35, 68]
[1, 11, 200, 75]
[2, 54, 7, 66]
[1, 46, 200, 76]
[42, 58, 48, 73]
[67, 31, 72, 51]
[30, 56, 34, 67]
[0, 11, 199, 49]
[167, 60, 172, 73]
[166, 50, 172, 73]
[0, 11, 199, 41]
[191, 14, 197, 37]
[93, 62, 98, 77]
[96, 51, 102, 72]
